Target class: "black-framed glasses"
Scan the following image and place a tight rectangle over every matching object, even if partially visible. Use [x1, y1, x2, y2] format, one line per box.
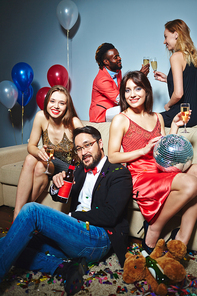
[74, 140, 98, 154]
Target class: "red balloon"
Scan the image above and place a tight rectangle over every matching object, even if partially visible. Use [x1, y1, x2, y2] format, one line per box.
[47, 64, 68, 87]
[36, 87, 50, 110]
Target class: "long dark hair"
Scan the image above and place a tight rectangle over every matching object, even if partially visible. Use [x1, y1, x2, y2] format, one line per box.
[120, 71, 153, 114]
[43, 85, 79, 131]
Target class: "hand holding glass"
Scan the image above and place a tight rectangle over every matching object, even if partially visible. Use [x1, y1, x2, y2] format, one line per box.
[180, 103, 190, 133]
[151, 58, 157, 71]
[44, 146, 54, 174]
[143, 57, 149, 66]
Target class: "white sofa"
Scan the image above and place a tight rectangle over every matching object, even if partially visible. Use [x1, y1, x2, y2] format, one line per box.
[0, 121, 197, 251]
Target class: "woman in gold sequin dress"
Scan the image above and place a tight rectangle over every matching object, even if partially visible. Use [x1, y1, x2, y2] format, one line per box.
[14, 85, 83, 220]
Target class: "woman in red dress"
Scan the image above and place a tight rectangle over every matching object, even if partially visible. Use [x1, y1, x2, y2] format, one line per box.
[108, 71, 197, 253]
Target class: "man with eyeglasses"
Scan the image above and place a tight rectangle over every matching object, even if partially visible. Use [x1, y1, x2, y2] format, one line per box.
[51, 125, 132, 293]
[0, 126, 132, 295]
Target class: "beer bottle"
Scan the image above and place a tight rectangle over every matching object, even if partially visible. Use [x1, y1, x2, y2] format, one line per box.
[56, 159, 75, 203]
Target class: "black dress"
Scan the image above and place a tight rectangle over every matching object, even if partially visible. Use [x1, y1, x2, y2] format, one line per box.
[161, 63, 197, 127]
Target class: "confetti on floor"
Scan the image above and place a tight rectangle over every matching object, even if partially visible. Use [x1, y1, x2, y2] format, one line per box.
[0, 242, 196, 295]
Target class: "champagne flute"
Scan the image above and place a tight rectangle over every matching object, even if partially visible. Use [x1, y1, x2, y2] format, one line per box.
[180, 103, 190, 133]
[143, 57, 150, 66]
[151, 58, 157, 72]
[44, 145, 54, 174]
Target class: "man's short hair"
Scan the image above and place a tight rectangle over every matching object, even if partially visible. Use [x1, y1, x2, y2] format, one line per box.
[73, 126, 102, 144]
[95, 43, 115, 69]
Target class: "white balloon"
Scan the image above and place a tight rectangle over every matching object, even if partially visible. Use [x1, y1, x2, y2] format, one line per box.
[0, 80, 18, 109]
[56, 0, 78, 30]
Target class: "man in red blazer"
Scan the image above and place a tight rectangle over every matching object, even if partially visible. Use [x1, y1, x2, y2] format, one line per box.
[89, 43, 149, 122]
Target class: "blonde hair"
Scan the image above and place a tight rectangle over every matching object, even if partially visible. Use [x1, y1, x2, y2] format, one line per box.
[165, 19, 197, 67]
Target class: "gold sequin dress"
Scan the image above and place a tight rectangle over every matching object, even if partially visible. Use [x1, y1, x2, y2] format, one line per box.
[42, 129, 79, 174]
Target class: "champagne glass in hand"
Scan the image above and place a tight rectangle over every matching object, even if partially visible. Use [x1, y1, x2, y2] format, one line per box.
[143, 57, 150, 66]
[180, 103, 190, 133]
[44, 145, 54, 174]
[151, 58, 157, 72]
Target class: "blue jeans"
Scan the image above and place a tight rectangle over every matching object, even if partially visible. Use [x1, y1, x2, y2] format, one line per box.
[0, 202, 111, 282]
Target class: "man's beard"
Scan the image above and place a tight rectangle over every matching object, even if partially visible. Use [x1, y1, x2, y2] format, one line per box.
[109, 62, 122, 72]
[82, 150, 102, 170]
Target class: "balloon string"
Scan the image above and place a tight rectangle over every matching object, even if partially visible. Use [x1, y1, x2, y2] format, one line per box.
[8, 109, 17, 145]
[22, 92, 24, 144]
[67, 29, 69, 91]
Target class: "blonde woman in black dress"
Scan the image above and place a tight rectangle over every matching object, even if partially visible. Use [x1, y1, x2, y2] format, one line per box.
[155, 19, 197, 127]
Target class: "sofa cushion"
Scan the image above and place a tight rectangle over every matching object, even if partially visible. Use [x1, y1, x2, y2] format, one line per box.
[129, 199, 140, 210]
[0, 161, 23, 186]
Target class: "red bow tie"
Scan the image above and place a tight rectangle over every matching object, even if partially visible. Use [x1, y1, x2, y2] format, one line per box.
[84, 167, 98, 175]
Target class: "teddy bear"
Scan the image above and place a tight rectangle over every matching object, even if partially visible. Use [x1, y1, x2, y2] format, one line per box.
[123, 239, 187, 296]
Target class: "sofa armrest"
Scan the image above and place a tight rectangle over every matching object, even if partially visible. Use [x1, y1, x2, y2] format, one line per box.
[0, 144, 28, 167]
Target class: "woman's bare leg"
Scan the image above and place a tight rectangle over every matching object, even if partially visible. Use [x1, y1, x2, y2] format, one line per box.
[31, 161, 54, 201]
[176, 198, 197, 245]
[186, 163, 197, 178]
[145, 172, 197, 248]
[176, 163, 197, 244]
[14, 154, 38, 221]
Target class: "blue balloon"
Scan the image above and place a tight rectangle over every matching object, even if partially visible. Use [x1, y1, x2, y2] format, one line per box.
[11, 62, 34, 92]
[17, 85, 34, 106]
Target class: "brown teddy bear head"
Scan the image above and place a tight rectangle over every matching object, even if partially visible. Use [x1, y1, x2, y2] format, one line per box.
[166, 239, 187, 261]
[123, 252, 146, 283]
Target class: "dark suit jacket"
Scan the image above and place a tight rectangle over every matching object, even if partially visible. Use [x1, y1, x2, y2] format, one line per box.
[52, 158, 132, 267]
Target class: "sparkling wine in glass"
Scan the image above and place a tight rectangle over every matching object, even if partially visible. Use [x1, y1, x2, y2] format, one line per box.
[180, 103, 190, 133]
[151, 58, 157, 71]
[143, 57, 150, 66]
[44, 145, 54, 174]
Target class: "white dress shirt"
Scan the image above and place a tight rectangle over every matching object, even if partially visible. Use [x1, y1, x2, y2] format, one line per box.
[50, 156, 107, 214]
[76, 155, 107, 212]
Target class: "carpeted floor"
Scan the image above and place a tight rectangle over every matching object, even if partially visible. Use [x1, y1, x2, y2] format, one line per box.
[0, 243, 197, 296]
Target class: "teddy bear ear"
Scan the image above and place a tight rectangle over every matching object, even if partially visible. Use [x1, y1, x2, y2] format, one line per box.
[167, 240, 187, 260]
[125, 252, 133, 259]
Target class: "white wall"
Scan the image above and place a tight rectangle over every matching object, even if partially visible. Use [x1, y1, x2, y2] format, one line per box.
[0, 0, 197, 147]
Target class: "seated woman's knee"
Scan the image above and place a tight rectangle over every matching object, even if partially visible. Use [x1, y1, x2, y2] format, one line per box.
[187, 163, 197, 177]
[182, 174, 197, 198]
[34, 161, 46, 177]
[23, 154, 38, 169]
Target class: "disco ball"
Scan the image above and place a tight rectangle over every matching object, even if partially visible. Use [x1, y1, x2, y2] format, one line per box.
[153, 134, 193, 172]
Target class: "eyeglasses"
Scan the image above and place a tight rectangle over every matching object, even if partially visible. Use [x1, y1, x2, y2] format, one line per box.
[74, 140, 98, 154]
